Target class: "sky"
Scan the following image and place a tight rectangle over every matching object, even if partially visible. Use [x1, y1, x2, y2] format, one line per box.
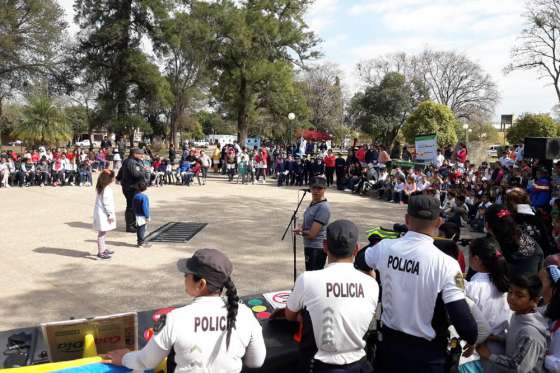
[58, 0, 557, 122]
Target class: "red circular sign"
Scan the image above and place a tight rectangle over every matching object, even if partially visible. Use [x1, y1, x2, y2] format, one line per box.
[272, 292, 290, 304]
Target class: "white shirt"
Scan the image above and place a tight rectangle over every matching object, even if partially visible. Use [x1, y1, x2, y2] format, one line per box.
[365, 231, 465, 340]
[436, 154, 445, 167]
[287, 263, 378, 365]
[465, 272, 511, 336]
[124, 296, 266, 373]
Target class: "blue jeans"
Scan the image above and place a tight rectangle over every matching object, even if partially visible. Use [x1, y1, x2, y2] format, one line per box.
[304, 247, 326, 271]
[137, 224, 146, 245]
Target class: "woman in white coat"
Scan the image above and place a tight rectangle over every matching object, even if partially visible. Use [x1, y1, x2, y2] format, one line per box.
[93, 169, 117, 259]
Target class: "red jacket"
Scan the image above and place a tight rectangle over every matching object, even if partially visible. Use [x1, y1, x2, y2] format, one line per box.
[324, 154, 336, 168]
[356, 148, 366, 162]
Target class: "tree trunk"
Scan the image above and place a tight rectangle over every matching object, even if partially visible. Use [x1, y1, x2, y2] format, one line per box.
[129, 130, 134, 148]
[237, 76, 248, 145]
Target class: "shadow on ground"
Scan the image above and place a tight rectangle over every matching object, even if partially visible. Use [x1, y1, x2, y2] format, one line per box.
[33, 247, 97, 260]
[84, 240, 137, 248]
[65, 221, 91, 229]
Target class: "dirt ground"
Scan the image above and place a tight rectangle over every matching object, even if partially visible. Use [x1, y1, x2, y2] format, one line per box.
[0, 175, 406, 331]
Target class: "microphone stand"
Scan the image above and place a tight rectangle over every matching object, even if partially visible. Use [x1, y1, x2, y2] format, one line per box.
[281, 190, 308, 283]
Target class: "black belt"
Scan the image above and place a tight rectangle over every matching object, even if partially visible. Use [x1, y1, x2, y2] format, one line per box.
[313, 356, 368, 369]
[380, 326, 447, 350]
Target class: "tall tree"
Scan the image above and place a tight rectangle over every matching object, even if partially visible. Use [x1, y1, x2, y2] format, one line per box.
[0, 0, 67, 118]
[75, 0, 172, 145]
[299, 63, 344, 133]
[507, 0, 560, 104]
[347, 72, 429, 147]
[160, 7, 213, 145]
[357, 50, 499, 121]
[205, 0, 319, 144]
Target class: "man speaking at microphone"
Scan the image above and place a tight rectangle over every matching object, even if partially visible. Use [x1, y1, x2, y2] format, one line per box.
[294, 176, 331, 271]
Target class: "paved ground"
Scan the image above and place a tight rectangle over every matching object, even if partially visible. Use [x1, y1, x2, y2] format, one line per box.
[0, 175, 406, 331]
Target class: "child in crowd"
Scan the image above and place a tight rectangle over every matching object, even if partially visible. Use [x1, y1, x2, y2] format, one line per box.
[79, 159, 93, 186]
[133, 182, 150, 247]
[92, 169, 117, 260]
[541, 264, 560, 371]
[466, 237, 511, 372]
[477, 275, 548, 372]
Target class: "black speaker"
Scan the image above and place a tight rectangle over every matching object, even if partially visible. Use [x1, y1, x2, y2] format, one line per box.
[524, 137, 560, 159]
[547, 138, 560, 159]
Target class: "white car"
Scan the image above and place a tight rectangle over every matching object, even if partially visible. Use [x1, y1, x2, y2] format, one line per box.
[75, 139, 92, 147]
[192, 140, 209, 148]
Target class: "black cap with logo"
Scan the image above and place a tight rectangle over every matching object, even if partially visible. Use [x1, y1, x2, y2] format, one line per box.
[177, 248, 233, 291]
[407, 195, 441, 220]
[327, 219, 359, 257]
[310, 176, 327, 189]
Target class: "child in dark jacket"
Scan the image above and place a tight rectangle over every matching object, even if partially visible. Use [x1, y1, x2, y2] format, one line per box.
[133, 182, 150, 247]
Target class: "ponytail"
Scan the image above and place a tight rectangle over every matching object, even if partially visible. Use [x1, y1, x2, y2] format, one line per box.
[470, 237, 509, 293]
[223, 277, 239, 350]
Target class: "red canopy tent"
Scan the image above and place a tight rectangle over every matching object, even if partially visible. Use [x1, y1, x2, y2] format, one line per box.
[298, 129, 332, 141]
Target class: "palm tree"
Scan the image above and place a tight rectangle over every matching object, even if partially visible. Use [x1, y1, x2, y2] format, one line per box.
[12, 96, 72, 146]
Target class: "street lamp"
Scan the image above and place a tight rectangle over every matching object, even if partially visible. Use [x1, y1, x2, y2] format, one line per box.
[462, 124, 469, 143]
[288, 112, 295, 147]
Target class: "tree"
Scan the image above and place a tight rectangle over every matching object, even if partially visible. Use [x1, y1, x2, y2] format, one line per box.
[197, 111, 236, 135]
[161, 7, 213, 145]
[299, 63, 344, 132]
[402, 101, 458, 147]
[205, 0, 319, 144]
[507, 0, 560, 104]
[506, 113, 560, 144]
[0, 0, 67, 118]
[357, 50, 499, 121]
[347, 72, 429, 146]
[75, 0, 172, 145]
[456, 121, 499, 144]
[12, 95, 72, 145]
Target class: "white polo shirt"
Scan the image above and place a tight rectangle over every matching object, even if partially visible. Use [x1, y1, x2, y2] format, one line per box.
[123, 296, 266, 373]
[287, 262, 379, 365]
[365, 231, 465, 341]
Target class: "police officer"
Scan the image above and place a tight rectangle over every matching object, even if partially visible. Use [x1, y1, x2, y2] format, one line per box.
[116, 148, 146, 232]
[294, 176, 331, 271]
[285, 220, 379, 372]
[365, 195, 478, 372]
[106, 248, 266, 372]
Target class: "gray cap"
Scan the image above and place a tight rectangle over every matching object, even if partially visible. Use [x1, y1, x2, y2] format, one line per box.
[407, 195, 441, 220]
[327, 220, 359, 257]
[310, 176, 327, 189]
[177, 248, 233, 291]
[130, 147, 144, 155]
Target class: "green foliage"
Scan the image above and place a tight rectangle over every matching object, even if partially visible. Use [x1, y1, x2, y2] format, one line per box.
[75, 0, 172, 137]
[161, 7, 213, 144]
[204, 0, 319, 143]
[12, 95, 72, 145]
[197, 111, 236, 135]
[347, 72, 429, 146]
[403, 101, 458, 147]
[0, 0, 67, 115]
[455, 121, 499, 144]
[506, 113, 560, 144]
[64, 106, 89, 135]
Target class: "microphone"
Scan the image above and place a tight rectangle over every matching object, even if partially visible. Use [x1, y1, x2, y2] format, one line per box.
[299, 188, 311, 192]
